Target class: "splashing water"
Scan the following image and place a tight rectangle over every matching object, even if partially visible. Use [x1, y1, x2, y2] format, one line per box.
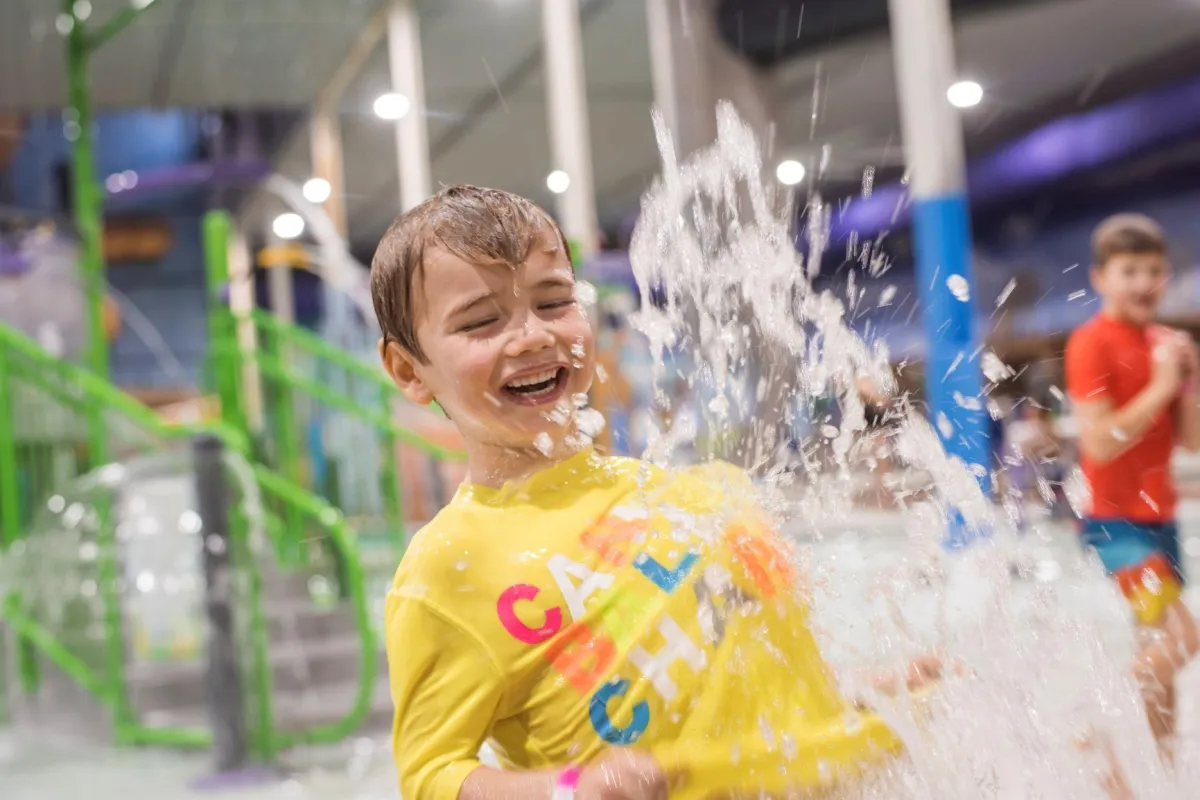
[629, 103, 1184, 797]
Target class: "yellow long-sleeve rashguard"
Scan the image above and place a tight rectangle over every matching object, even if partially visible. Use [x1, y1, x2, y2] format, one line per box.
[385, 449, 901, 800]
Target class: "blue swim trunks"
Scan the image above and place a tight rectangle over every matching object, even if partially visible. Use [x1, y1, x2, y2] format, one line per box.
[1081, 518, 1184, 625]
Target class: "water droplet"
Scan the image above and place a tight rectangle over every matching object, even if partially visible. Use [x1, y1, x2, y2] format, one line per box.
[574, 281, 598, 305]
[534, 432, 554, 456]
[981, 351, 1013, 382]
[878, 285, 897, 307]
[937, 412, 954, 439]
[996, 278, 1017, 308]
[946, 274, 970, 302]
[576, 408, 606, 439]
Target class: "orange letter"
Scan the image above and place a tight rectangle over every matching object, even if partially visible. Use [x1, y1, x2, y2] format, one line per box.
[545, 621, 617, 694]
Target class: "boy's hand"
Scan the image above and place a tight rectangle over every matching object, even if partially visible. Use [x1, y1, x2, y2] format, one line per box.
[1149, 330, 1185, 397]
[1178, 334, 1200, 394]
[577, 750, 672, 800]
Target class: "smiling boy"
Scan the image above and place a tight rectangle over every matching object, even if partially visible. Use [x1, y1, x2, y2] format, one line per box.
[370, 186, 928, 800]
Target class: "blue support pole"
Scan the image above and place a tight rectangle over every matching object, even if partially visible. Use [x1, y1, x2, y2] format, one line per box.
[887, 0, 990, 548]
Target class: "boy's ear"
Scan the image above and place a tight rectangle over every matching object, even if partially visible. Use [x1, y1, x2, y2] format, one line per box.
[379, 338, 435, 406]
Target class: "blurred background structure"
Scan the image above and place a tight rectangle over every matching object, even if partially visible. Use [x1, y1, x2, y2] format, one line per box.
[4, 0, 1200, 796]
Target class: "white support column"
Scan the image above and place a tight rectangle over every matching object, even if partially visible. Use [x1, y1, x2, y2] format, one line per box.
[264, 220, 296, 326]
[310, 110, 349, 236]
[541, 0, 599, 260]
[645, 0, 775, 161]
[387, 0, 433, 213]
[228, 227, 263, 431]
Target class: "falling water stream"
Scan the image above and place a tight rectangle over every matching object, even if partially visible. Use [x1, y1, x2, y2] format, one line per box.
[624, 103, 1184, 798]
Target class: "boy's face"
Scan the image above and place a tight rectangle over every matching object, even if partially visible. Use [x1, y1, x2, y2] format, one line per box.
[1090, 252, 1170, 326]
[383, 242, 596, 452]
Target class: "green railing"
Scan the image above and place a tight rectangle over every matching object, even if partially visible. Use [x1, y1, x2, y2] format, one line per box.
[202, 212, 465, 569]
[0, 322, 379, 756]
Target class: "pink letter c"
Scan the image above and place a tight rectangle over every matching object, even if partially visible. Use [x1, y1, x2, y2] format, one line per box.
[497, 584, 563, 644]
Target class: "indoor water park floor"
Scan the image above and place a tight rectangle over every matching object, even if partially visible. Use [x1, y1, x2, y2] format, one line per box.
[6, 508, 1200, 800]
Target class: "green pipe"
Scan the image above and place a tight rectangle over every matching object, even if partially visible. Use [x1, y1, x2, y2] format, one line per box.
[64, 0, 109, 387]
[214, 341, 464, 460]
[202, 212, 247, 436]
[378, 383, 404, 555]
[252, 467, 377, 749]
[0, 351, 20, 546]
[228, 502, 275, 761]
[2, 596, 111, 703]
[121, 725, 212, 749]
[246, 309, 395, 393]
[64, 0, 126, 725]
[259, 329, 305, 565]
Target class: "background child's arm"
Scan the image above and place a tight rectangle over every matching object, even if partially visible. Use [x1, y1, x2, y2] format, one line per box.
[1174, 336, 1200, 451]
[1068, 335, 1182, 463]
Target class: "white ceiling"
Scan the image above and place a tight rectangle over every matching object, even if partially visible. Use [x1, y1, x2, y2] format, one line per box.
[272, 0, 1200, 249]
[3, 0, 1200, 250]
[0, 0, 384, 109]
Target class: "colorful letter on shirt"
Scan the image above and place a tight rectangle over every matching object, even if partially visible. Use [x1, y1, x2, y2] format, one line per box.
[633, 550, 699, 593]
[545, 621, 617, 694]
[628, 617, 706, 702]
[581, 516, 646, 566]
[548, 554, 615, 619]
[497, 584, 562, 644]
[589, 677, 650, 745]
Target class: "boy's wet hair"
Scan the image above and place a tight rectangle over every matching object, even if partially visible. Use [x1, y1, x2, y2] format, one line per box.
[1091, 213, 1166, 267]
[370, 185, 571, 362]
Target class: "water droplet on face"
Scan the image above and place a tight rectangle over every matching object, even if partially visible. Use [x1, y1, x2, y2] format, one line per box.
[574, 281, 598, 306]
[571, 341, 587, 360]
[484, 392, 502, 407]
[534, 432, 555, 456]
[576, 408, 606, 439]
[572, 393, 589, 408]
[548, 402, 571, 426]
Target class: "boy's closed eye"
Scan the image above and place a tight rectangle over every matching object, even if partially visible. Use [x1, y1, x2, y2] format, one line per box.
[459, 317, 498, 333]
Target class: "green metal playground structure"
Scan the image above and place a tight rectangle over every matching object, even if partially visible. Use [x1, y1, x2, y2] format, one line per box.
[0, 0, 463, 757]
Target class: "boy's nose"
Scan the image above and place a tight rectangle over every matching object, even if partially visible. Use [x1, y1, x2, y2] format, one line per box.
[505, 318, 555, 355]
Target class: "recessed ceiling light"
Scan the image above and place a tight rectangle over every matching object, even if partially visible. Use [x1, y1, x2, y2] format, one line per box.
[947, 80, 983, 109]
[302, 177, 331, 204]
[272, 213, 305, 240]
[775, 160, 806, 186]
[373, 93, 411, 121]
[546, 170, 571, 194]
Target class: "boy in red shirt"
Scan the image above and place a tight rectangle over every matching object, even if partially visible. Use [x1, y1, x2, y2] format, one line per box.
[1065, 213, 1200, 747]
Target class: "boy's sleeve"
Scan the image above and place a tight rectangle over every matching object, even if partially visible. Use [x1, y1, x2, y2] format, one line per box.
[387, 592, 505, 800]
[1065, 328, 1111, 403]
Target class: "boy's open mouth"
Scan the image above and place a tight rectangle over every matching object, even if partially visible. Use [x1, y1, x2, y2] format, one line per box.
[502, 367, 568, 406]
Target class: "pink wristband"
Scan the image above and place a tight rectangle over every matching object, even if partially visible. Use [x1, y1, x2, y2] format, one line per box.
[552, 767, 582, 800]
